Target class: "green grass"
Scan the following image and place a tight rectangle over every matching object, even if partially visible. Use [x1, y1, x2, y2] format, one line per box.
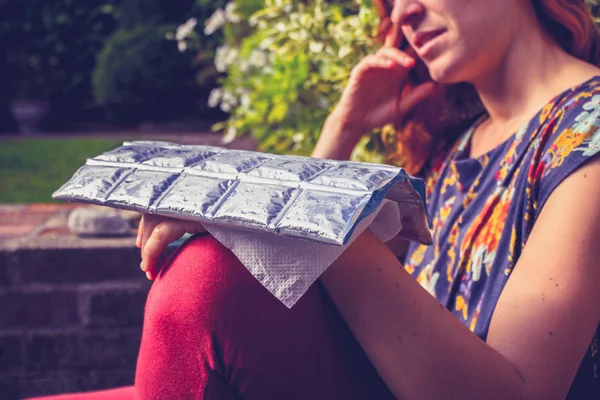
[0, 138, 124, 203]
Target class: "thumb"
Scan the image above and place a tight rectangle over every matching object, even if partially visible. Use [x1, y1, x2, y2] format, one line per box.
[398, 82, 437, 116]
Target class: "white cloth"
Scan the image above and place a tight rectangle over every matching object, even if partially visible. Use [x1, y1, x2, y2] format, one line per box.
[204, 200, 402, 308]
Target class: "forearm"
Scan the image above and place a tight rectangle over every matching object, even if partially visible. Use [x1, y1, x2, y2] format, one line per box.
[311, 112, 364, 160]
[320, 231, 531, 400]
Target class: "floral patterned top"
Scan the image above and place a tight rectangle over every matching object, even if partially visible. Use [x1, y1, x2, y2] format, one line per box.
[404, 76, 600, 398]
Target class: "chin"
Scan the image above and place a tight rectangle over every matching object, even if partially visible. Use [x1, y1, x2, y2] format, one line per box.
[423, 53, 470, 85]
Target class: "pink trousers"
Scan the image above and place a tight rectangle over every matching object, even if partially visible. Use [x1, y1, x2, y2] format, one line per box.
[28, 235, 393, 400]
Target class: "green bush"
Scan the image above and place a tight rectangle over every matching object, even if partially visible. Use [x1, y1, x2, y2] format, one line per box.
[90, 0, 237, 124]
[0, 0, 120, 125]
[92, 24, 198, 124]
[182, 0, 385, 162]
[0, 0, 229, 128]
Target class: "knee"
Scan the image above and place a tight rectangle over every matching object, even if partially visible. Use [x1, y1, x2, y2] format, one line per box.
[160, 233, 243, 287]
[146, 234, 245, 320]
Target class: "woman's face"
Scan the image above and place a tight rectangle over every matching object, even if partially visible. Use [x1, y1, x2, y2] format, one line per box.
[390, 0, 529, 84]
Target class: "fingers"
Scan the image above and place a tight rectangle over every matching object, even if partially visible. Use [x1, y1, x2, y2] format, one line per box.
[352, 51, 414, 81]
[136, 216, 144, 249]
[140, 220, 186, 278]
[384, 23, 403, 49]
[139, 218, 207, 280]
[141, 214, 163, 250]
[360, 54, 395, 70]
[375, 47, 415, 68]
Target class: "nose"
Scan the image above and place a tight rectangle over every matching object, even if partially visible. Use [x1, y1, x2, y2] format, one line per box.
[390, 0, 425, 26]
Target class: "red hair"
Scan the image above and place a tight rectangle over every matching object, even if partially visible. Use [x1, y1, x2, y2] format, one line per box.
[373, 0, 600, 175]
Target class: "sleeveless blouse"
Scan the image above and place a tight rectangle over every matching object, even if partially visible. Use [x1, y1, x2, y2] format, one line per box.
[404, 77, 600, 398]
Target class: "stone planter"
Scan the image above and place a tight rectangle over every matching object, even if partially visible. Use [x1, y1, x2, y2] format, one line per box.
[9, 99, 49, 135]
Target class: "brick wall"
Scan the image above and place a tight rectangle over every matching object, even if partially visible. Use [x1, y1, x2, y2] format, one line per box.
[0, 241, 150, 400]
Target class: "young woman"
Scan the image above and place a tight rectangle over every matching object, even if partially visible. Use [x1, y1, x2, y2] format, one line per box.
[33, 0, 600, 399]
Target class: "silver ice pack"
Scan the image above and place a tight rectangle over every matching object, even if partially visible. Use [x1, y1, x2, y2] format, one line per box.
[53, 141, 432, 246]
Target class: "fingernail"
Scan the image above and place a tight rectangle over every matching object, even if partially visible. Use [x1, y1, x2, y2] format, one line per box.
[140, 260, 146, 271]
[146, 271, 153, 281]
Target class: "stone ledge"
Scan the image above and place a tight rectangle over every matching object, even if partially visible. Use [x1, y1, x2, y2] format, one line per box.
[1, 233, 149, 399]
[0, 233, 137, 252]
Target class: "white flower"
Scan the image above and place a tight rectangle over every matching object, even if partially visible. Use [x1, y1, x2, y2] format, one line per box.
[309, 41, 324, 53]
[317, 97, 329, 110]
[222, 126, 237, 144]
[214, 45, 238, 72]
[222, 90, 237, 105]
[292, 132, 304, 143]
[176, 18, 197, 41]
[248, 15, 259, 27]
[239, 59, 250, 72]
[259, 36, 275, 50]
[275, 22, 287, 32]
[289, 30, 308, 41]
[208, 88, 223, 108]
[224, 3, 241, 23]
[204, 9, 226, 35]
[220, 90, 237, 112]
[248, 49, 268, 68]
[338, 45, 352, 58]
[177, 41, 187, 53]
[240, 92, 251, 109]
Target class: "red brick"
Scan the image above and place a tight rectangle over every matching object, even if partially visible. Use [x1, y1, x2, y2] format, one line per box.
[0, 256, 8, 287]
[0, 336, 22, 373]
[17, 371, 96, 399]
[15, 370, 135, 399]
[0, 291, 78, 329]
[92, 369, 135, 391]
[87, 288, 149, 327]
[0, 375, 19, 400]
[15, 247, 144, 284]
[25, 331, 141, 371]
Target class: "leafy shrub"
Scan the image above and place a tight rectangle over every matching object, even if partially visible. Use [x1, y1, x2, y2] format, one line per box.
[92, 24, 199, 124]
[0, 0, 229, 128]
[181, 0, 385, 162]
[0, 0, 120, 125]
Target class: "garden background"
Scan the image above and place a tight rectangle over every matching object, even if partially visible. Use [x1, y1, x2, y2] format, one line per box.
[1, 0, 600, 399]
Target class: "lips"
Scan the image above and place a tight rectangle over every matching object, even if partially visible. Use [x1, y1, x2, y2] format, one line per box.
[412, 29, 446, 49]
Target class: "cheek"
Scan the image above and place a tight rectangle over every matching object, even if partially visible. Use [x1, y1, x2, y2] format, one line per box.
[418, 32, 470, 83]
[428, 21, 498, 82]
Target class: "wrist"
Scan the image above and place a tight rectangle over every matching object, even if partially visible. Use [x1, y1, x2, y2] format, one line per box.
[312, 112, 364, 160]
[326, 109, 364, 139]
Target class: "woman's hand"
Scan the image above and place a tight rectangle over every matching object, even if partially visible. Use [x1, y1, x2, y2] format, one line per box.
[136, 214, 206, 280]
[312, 23, 436, 160]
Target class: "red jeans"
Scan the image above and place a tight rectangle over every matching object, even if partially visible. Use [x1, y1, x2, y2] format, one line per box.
[27, 235, 393, 400]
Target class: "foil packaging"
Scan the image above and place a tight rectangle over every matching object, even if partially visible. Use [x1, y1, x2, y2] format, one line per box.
[53, 141, 432, 246]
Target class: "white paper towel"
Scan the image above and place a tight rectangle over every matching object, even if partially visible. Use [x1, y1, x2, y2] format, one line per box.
[204, 200, 402, 308]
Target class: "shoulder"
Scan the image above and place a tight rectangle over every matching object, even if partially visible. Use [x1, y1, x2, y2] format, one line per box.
[532, 77, 600, 213]
[540, 78, 600, 162]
